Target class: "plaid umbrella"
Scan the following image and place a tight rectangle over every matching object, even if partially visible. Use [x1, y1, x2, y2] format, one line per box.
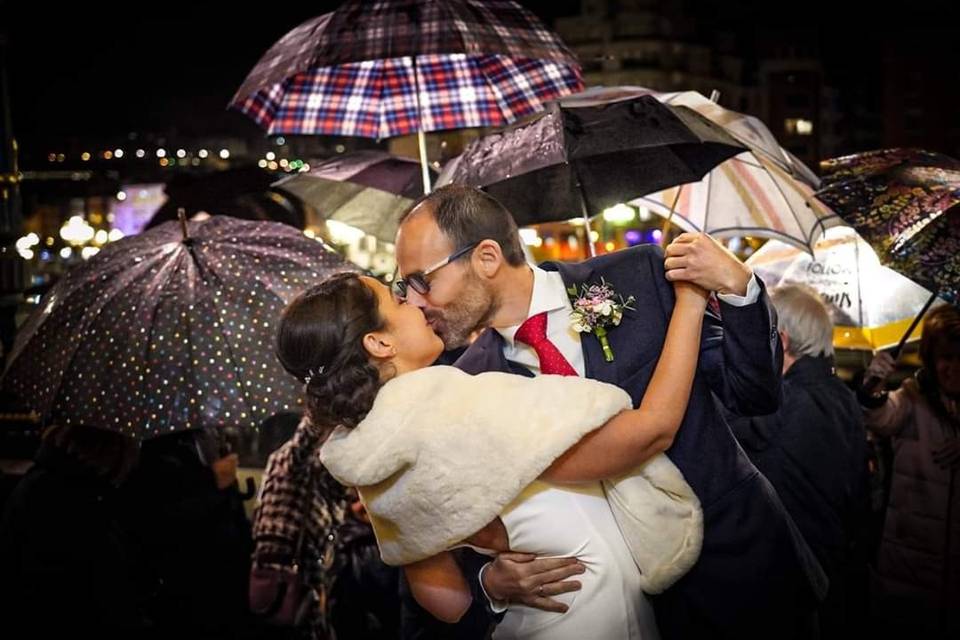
[816, 148, 960, 304]
[230, 0, 582, 144]
[3, 216, 359, 440]
[274, 150, 435, 243]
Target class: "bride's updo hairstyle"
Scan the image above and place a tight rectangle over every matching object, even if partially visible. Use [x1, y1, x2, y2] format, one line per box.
[276, 272, 385, 430]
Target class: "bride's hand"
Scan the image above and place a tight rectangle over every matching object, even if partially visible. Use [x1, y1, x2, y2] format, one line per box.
[673, 281, 709, 309]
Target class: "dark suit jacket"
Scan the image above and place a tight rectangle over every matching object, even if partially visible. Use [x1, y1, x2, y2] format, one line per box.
[402, 245, 827, 640]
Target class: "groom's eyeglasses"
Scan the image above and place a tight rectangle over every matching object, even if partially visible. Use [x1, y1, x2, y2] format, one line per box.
[394, 242, 479, 298]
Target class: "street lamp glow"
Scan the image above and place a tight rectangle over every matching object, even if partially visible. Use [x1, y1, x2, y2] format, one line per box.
[116, 191, 127, 201]
[267, 161, 279, 171]
[81, 152, 91, 161]
[136, 149, 146, 158]
[60, 247, 73, 259]
[276, 136, 285, 145]
[114, 149, 124, 158]
[219, 149, 230, 159]
[266, 151, 276, 161]
[326, 220, 366, 245]
[103, 150, 113, 160]
[602, 203, 635, 224]
[176, 149, 186, 158]
[258, 160, 268, 168]
[198, 149, 209, 158]
[60, 216, 95, 245]
[156, 148, 167, 158]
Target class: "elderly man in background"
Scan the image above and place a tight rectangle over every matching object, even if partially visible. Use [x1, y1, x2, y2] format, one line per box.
[728, 284, 871, 639]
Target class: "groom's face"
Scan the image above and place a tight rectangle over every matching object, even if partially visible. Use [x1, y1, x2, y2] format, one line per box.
[395, 207, 495, 349]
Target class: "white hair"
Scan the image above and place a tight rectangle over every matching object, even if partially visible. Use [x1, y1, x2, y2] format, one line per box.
[770, 283, 835, 358]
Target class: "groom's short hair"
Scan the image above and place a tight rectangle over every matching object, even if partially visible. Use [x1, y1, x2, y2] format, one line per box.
[400, 184, 527, 267]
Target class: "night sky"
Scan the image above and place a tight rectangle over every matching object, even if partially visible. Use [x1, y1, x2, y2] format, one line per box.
[5, 0, 958, 160]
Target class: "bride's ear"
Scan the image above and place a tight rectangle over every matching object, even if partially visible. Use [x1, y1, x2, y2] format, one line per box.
[362, 331, 397, 360]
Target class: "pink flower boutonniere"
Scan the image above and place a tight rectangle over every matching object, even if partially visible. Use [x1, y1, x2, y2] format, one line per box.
[567, 278, 635, 362]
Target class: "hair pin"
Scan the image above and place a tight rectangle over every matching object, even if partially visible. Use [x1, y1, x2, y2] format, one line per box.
[304, 365, 325, 386]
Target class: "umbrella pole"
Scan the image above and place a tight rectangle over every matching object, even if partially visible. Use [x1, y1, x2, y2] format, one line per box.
[578, 190, 596, 258]
[893, 290, 938, 359]
[660, 185, 684, 249]
[863, 290, 938, 393]
[411, 56, 432, 194]
[178, 207, 190, 242]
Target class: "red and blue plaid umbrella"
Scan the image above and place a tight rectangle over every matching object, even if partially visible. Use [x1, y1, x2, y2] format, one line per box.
[230, 0, 583, 139]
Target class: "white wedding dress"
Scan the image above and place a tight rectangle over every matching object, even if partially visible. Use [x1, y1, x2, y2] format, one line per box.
[491, 480, 660, 640]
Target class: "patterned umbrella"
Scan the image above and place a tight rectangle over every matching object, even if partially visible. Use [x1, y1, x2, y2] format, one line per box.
[747, 226, 944, 351]
[230, 0, 583, 190]
[816, 148, 960, 304]
[273, 150, 435, 243]
[3, 216, 359, 440]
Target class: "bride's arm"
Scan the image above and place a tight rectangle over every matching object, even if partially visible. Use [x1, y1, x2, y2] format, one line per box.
[404, 551, 472, 624]
[542, 282, 708, 483]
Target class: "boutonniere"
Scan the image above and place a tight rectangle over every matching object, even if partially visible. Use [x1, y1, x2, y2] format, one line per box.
[567, 278, 635, 362]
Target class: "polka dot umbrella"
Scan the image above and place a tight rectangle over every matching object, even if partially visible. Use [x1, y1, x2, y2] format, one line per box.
[3, 215, 360, 440]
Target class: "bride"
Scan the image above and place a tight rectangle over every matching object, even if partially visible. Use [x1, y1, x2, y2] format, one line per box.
[275, 271, 708, 639]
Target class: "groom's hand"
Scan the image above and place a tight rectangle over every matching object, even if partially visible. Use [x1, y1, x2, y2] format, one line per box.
[664, 232, 752, 296]
[482, 553, 584, 613]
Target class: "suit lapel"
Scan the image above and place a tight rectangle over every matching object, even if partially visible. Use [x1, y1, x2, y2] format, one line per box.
[543, 259, 621, 386]
[454, 328, 533, 377]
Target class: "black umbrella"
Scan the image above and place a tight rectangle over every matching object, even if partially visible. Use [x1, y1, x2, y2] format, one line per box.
[3, 216, 360, 440]
[438, 94, 746, 229]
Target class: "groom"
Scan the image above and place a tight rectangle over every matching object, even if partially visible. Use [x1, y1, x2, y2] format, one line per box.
[394, 185, 826, 639]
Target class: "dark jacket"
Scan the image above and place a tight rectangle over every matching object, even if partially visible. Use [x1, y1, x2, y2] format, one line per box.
[730, 355, 870, 578]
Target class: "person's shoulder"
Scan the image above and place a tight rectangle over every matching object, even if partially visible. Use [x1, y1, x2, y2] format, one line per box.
[587, 244, 664, 271]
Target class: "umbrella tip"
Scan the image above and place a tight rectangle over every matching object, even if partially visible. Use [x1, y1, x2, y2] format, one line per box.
[178, 208, 190, 243]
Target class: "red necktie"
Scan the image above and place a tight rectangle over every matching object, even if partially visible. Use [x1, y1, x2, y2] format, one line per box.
[514, 312, 578, 376]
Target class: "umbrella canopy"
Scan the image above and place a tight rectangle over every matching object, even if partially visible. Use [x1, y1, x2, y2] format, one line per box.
[437, 94, 746, 226]
[747, 226, 943, 350]
[273, 150, 434, 243]
[816, 148, 960, 303]
[3, 216, 359, 440]
[628, 90, 837, 252]
[230, 0, 583, 138]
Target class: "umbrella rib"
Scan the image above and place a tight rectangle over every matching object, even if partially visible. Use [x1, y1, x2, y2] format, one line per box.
[138, 250, 198, 437]
[194, 250, 266, 426]
[31, 255, 166, 425]
[765, 159, 817, 249]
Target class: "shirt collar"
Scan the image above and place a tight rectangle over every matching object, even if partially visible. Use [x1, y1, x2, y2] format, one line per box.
[496, 266, 571, 347]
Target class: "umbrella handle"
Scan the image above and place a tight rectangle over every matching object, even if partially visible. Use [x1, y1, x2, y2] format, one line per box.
[862, 290, 938, 393]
